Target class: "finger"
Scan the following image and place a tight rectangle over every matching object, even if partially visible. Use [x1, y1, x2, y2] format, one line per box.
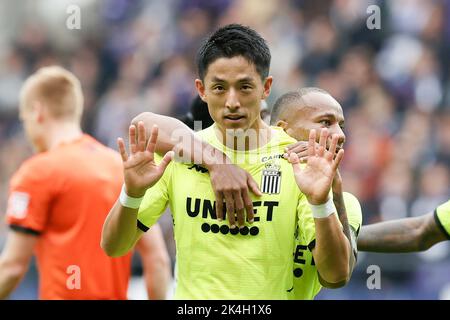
[299, 156, 308, 163]
[287, 141, 308, 153]
[137, 121, 147, 152]
[233, 191, 245, 227]
[146, 125, 158, 155]
[327, 134, 339, 161]
[223, 192, 236, 228]
[308, 129, 316, 157]
[117, 137, 128, 162]
[289, 153, 302, 175]
[318, 128, 328, 157]
[296, 147, 309, 160]
[319, 128, 328, 148]
[157, 150, 174, 173]
[242, 191, 254, 223]
[129, 125, 137, 154]
[332, 149, 345, 171]
[247, 174, 262, 196]
[288, 152, 300, 165]
[286, 143, 296, 151]
[215, 192, 224, 221]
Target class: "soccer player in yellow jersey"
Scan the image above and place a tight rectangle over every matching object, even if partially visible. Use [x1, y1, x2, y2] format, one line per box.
[270, 88, 362, 299]
[101, 24, 351, 299]
[132, 87, 360, 299]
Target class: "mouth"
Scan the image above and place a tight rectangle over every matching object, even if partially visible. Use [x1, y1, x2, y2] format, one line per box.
[224, 115, 246, 122]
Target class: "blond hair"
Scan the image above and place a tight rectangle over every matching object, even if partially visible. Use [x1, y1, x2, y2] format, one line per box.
[20, 66, 84, 121]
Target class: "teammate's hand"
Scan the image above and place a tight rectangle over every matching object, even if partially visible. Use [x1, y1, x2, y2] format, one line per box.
[284, 140, 323, 163]
[284, 141, 309, 162]
[208, 164, 262, 228]
[117, 122, 173, 198]
[288, 128, 344, 205]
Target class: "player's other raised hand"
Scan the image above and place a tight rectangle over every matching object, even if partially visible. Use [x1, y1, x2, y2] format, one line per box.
[117, 122, 173, 198]
[288, 128, 344, 205]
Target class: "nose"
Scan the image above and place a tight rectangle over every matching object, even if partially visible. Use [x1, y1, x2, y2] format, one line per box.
[330, 125, 346, 147]
[225, 88, 240, 111]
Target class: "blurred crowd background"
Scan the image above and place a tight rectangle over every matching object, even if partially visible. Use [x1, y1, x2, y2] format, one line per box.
[1, 0, 450, 299]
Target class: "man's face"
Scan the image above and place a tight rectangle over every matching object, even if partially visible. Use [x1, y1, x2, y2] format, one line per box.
[281, 92, 346, 149]
[195, 56, 272, 135]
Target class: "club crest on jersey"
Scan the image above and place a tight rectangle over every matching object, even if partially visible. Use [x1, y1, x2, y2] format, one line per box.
[261, 163, 281, 194]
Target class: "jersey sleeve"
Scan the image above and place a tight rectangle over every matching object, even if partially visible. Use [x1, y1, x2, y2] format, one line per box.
[343, 192, 363, 235]
[136, 156, 174, 232]
[434, 200, 450, 239]
[5, 159, 54, 234]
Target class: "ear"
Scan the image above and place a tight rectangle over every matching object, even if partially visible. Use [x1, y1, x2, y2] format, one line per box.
[195, 79, 207, 103]
[32, 101, 46, 123]
[276, 119, 288, 131]
[262, 76, 273, 99]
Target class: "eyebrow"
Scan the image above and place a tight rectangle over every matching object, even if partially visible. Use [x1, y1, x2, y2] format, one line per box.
[210, 76, 255, 83]
[313, 112, 345, 122]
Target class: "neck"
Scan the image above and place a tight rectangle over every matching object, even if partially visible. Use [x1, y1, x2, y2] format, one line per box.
[215, 119, 272, 151]
[43, 121, 83, 151]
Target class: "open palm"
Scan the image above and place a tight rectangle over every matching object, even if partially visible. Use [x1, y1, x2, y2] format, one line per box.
[117, 122, 173, 198]
[288, 129, 344, 205]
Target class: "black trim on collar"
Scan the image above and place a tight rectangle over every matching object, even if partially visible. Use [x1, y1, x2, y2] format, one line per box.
[9, 224, 40, 236]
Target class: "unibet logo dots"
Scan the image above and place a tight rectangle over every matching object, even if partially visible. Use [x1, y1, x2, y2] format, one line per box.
[201, 223, 259, 236]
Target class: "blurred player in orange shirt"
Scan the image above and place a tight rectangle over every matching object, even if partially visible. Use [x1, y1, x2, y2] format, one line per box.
[0, 66, 171, 300]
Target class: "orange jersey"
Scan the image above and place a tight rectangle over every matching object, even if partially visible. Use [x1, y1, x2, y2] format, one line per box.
[6, 135, 131, 299]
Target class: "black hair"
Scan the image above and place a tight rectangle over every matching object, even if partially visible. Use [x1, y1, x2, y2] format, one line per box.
[196, 24, 271, 80]
[270, 87, 331, 125]
[179, 95, 214, 131]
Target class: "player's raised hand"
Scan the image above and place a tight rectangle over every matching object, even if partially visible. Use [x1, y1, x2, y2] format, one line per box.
[117, 122, 173, 198]
[288, 128, 344, 205]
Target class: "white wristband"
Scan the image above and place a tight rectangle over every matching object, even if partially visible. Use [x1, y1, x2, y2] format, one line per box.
[119, 185, 144, 209]
[309, 197, 336, 219]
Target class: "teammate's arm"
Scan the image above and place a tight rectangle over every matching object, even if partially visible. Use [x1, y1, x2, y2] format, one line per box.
[330, 171, 357, 279]
[289, 129, 351, 286]
[0, 230, 37, 299]
[135, 224, 172, 300]
[101, 123, 173, 257]
[132, 112, 262, 227]
[357, 213, 448, 252]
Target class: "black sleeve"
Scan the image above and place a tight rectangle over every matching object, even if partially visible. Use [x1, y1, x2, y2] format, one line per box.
[137, 220, 149, 232]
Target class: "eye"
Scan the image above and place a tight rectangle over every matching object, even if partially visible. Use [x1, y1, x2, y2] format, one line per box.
[241, 84, 253, 91]
[212, 85, 225, 93]
[319, 119, 331, 126]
